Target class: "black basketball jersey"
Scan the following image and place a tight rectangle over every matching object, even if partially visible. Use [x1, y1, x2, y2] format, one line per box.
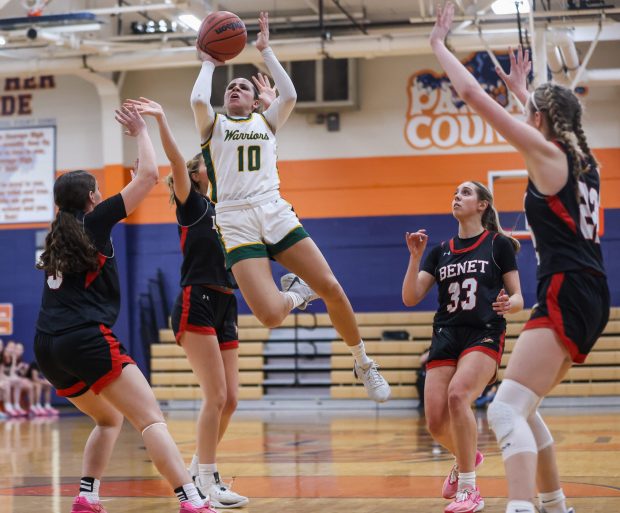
[175, 188, 236, 288]
[36, 194, 126, 334]
[525, 148, 605, 279]
[422, 231, 518, 329]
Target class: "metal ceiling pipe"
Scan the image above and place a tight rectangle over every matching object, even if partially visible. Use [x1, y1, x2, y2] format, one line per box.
[0, 30, 618, 86]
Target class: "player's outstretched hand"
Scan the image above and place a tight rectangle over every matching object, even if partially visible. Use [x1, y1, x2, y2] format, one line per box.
[496, 45, 531, 95]
[405, 229, 428, 260]
[197, 48, 224, 66]
[429, 2, 455, 46]
[115, 104, 146, 137]
[124, 97, 165, 119]
[256, 11, 270, 52]
[252, 73, 277, 109]
[492, 288, 511, 316]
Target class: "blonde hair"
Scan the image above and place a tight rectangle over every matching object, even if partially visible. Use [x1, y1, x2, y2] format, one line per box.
[165, 153, 202, 205]
[470, 181, 521, 252]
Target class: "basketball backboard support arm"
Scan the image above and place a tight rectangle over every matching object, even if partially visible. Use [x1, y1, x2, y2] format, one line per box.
[488, 169, 531, 240]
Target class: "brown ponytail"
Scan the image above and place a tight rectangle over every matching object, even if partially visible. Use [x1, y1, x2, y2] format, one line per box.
[471, 181, 520, 252]
[36, 171, 99, 276]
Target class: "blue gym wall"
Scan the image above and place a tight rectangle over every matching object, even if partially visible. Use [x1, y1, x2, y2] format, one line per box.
[2, 209, 619, 394]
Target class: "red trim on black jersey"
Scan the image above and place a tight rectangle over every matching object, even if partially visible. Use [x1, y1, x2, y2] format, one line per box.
[546, 273, 585, 363]
[90, 325, 135, 394]
[57, 380, 89, 397]
[178, 285, 192, 335]
[427, 359, 457, 369]
[460, 345, 501, 365]
[180, 226, 189, 253]
[522, 274, 586, 363]
[449, 230, 490, 254]
[85, 253, 107, 289]
[220, 340, 239, 351]
[176, 325, 217, 345]
[551, 140, 565, 152]
[545, 195, 577, 234]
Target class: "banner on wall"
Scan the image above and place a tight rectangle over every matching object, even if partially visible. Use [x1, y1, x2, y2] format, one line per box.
[0, 303, 13, 335]
[405, 52, 523, 151]
[0, 126, 56, 224]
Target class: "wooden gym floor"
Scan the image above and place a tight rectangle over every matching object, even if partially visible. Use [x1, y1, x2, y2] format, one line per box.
[1, 406, 619, 513]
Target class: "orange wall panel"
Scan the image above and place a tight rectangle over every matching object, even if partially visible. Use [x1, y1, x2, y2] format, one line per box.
[3, 150, 617, 229]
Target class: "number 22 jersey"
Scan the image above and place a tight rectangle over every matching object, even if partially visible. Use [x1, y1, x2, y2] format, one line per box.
[422, 231, 518, 330]
[525, 150, 605, 280]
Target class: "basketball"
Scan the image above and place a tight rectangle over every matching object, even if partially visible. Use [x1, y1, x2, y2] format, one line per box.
[196, 11, 247, 62]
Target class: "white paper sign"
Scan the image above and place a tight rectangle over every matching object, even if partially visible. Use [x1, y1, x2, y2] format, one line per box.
[0, 126, 55, 224]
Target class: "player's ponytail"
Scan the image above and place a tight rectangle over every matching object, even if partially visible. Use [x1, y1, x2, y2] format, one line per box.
[36, 170, 100, 276]
[472, 181, 520, 253]
[166, 153, 203, 205]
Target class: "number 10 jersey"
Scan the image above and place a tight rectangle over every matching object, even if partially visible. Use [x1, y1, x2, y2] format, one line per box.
[201, 112, 279, 205]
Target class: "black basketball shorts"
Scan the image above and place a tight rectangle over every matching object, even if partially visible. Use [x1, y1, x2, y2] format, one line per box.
[523, 270, 610, 363]
[34, 324, 135, 398]
[171, 285, 239, 349]
[427, 325, 505, 373]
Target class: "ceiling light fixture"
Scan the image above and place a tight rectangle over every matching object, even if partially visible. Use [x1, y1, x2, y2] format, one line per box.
[177, 14, 202, 31]
[491, 0, 531, 14]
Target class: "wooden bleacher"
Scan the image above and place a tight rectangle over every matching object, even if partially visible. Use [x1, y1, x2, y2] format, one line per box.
[151, 308, 620, 402]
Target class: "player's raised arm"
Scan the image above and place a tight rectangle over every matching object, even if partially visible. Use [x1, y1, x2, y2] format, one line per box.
[114, 105, 159, 215]
[429, 3, 566, 194]
[256, 12, 297, 132]
[191, 51, 224, 143]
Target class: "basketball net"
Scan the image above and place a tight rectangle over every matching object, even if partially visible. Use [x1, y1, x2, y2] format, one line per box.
[21, 0, 52, 17]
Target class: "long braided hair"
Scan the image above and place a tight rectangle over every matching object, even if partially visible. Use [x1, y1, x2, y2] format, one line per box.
[529, 83, 598, 185]
[470, 181, 521, 252]
[36, 170, 100, 276]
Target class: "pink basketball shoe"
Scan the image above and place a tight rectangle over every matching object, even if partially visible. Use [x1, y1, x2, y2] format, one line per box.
[178, 501, 219, 513]
[70, 496, 108, 513]
[444, 486, 485, 513]
[442, 450, 484, 499]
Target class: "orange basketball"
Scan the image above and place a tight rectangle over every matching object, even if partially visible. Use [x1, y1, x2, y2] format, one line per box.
[196, 11, 247, 62]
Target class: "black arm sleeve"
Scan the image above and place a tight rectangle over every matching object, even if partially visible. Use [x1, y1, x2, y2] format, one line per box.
[84, 194, 127, 252]
[421, 244, 442, 276]
[493, 235, 518, 274]
[174, 188, 209, 226]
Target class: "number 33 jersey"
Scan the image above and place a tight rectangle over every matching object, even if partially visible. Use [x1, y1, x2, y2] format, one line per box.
[422, 231, 518, 330]
[525, 149, 606, 280]
[202, 113, 279, 204]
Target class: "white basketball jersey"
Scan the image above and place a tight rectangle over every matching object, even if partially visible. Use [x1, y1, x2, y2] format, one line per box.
[201, 113, 279, 204]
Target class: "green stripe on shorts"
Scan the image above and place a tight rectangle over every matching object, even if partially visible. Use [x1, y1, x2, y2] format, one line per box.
[267, 226, 310, 257]
[227, 243, 269, 268]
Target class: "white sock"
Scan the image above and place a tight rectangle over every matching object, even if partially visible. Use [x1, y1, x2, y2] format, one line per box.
[189, 454, 199, 477]
[79, 477, 100, 503]
[284, 291, 305, 310]
[350, 341, 372, 367]
[198, 463, 218, 485]
[539, 489, 567, 513]
[457, 471, 476, 491]
[44, 402, 52, 408]
[507, 500, 536, 513]
[175, 483, 203, 507]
